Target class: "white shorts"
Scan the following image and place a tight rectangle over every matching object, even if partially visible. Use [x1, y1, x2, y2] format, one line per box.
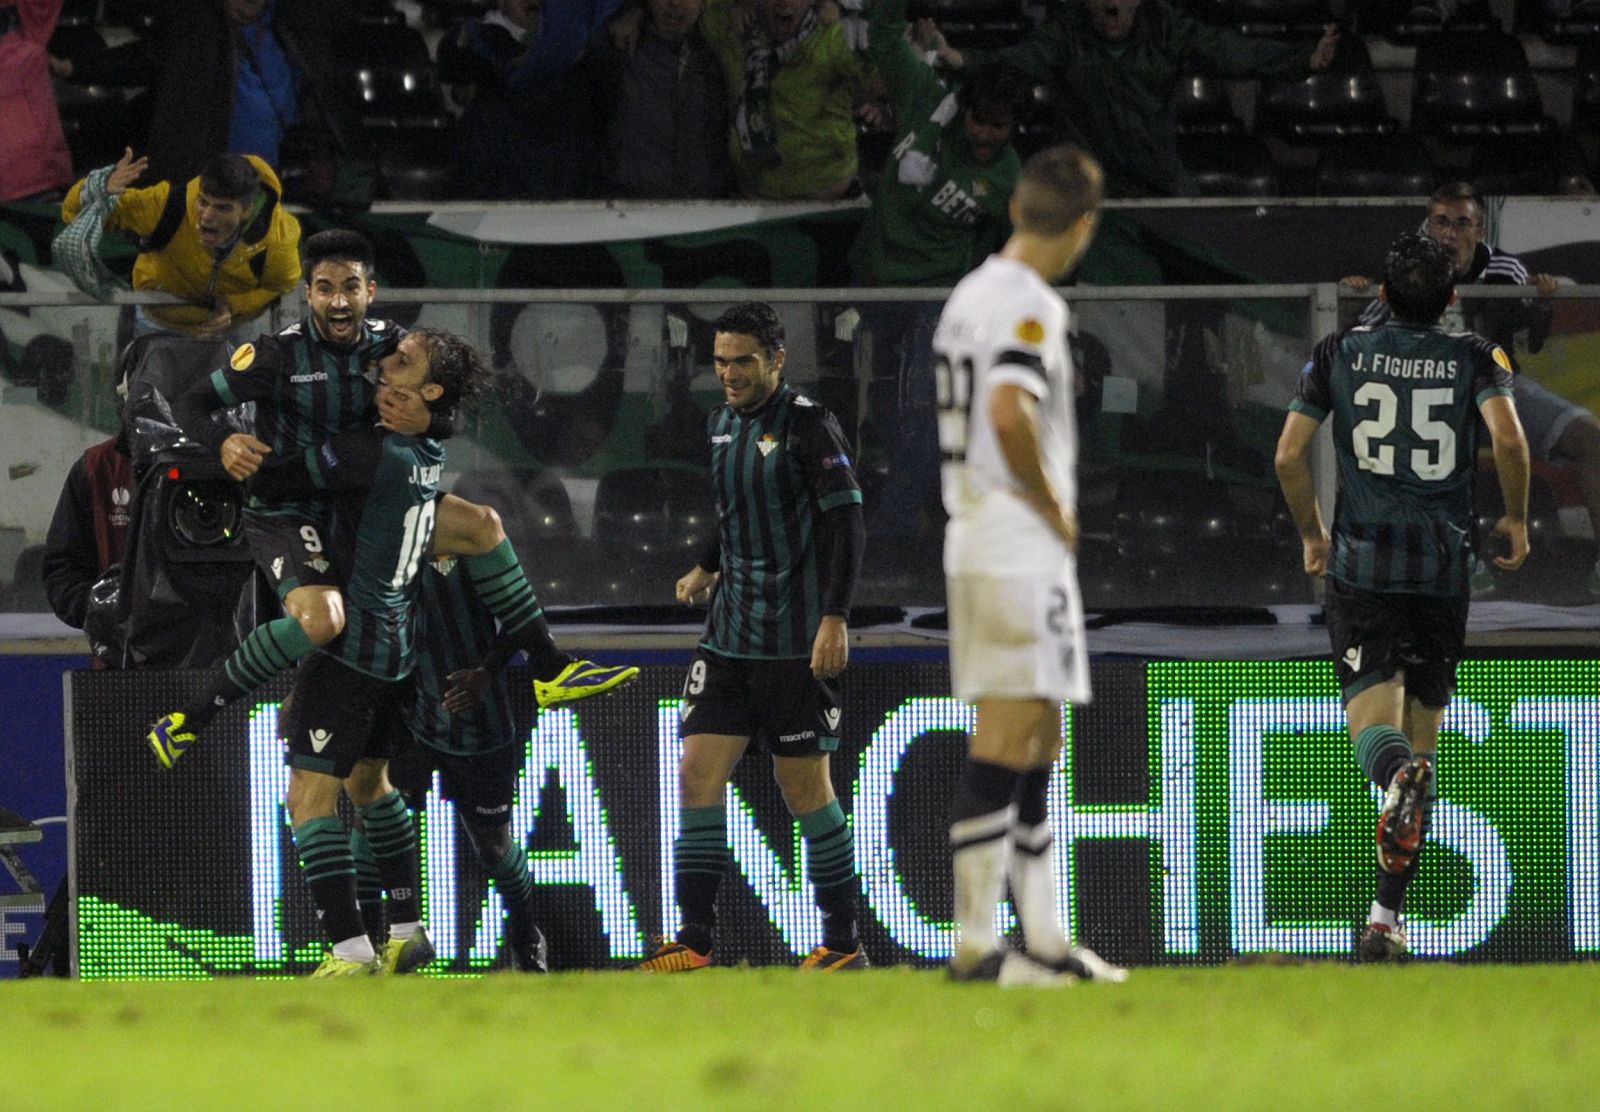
[946, 562, 1091, 705]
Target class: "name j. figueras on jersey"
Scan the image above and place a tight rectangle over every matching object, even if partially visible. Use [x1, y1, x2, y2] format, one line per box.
[1349, 351, 1462, 380]
[411, 463, 442, 487]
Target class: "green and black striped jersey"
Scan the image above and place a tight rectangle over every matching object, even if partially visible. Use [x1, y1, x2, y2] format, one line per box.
[253, 427, 443, 679]
[701, 383, 862, 659]
[1291, 320, 1514, 596]
[172, 317, 402, 517]
[408, 557, 516, 756]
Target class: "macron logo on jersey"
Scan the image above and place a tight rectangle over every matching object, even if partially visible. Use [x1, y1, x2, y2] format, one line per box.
[1341, 646, 1363, 674]
[310, 728, 333, 752]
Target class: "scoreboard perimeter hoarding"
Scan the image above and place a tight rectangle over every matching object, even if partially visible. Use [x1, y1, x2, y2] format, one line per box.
[68, 658, 1600, 978]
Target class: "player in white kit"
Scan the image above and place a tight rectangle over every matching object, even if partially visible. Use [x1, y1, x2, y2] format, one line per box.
[938, 145, 1124, 986]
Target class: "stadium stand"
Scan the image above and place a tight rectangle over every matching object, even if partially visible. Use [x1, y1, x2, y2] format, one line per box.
[1190, 0, 1335, 38]
[1411, 29, 1559, 140]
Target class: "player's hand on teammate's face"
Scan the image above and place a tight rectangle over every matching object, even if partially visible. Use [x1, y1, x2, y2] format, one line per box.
[675, 565, 718, 605]
[378, 385, 432, 435]
[442, 666, 490, 713]
[220, 432, 271, 480]
[1303, 534, 1330, 577]
[1490, 516, 1530, 571]
[811, 615, 848, 680]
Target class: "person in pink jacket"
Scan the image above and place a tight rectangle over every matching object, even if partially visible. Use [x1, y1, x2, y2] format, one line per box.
[0, 0, 74, 202]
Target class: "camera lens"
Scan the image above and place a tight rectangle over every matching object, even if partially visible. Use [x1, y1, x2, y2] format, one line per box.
[169, 480, 242, 547]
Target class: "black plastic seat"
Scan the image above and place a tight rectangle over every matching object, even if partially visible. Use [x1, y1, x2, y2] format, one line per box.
[335, 24, 453, 129]
[1469, 133, 1575, 194]
[372, 125, 457, 200]
[1362, 0, 1503, 41]
[1192, 0, 1334, 36]
[1177, 133, 1280, 196]
[1173, 75, 1246, 137]
[1255, 38, 1399, 142]
[1412, 31, 1557, 140]
[1528, 0, 1600, 43]
[593, 467, 715, 564]
[1315, 134, 1436, 195]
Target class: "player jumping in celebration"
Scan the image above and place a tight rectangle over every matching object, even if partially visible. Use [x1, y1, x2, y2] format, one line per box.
[639, 302, 867, 972]
[1276, 233, 1530, 961]
[149, 229, 634, 767]
[246, 328, 490, 976]
[938, 145, 1126, 986]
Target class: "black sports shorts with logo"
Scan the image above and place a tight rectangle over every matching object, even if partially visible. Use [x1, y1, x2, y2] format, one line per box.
[677, 648, 841, 757]
[242, 510, 342, 599]
[280, 652, 409, 778]
[1324, 576, 1469, 709]
[388, 732, 523, 824]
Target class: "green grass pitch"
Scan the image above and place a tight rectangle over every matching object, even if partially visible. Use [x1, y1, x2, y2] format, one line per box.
[7, 964, 1599, 1110]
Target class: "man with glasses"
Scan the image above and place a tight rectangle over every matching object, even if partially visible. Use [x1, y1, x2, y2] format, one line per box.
[1343, 182, 1600, 595]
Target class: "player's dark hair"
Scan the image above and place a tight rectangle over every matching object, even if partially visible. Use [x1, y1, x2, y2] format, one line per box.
[960, 62, 1030, 127]
[1382, 232, 1457, 323]
[1013, 145, 1103, 237]
[302, 229, 377, 282]
[410, 328, 491, 410]
[1428, 181, 1485, 220]
[198, 154, 261, 201]
[714, 301, 785, 358]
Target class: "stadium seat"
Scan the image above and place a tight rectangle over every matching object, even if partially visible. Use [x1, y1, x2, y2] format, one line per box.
[1526, 0, 1600, 43]
[908, 0, 1030, 49]
[1362, 0, 1504, 41]
[1574, 44, 1600, 133]
[416, 0, 496, 31]
[334, 24, 454, 130]
[591, 467, 716, 603]
[371, 125, 457, 201]
[1315, 134, 1436, 195]
[1411, 31, 1557, 140]
[450, 469, 590, 599]
[1176, 133, 1280, 196]
[1468, 134, 1568, 193]
[55, 0, 96, 28]
[1190, 0, 1334, 36]
[1254, 38, 1400, 143]
[1172, 75, 1246, 137]
[53, 81, 134, 176]
[354, 0, 408, 26]
[101, 0, 158, 30]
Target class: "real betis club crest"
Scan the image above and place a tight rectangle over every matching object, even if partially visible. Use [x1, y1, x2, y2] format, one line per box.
[757, 434, 778, 458]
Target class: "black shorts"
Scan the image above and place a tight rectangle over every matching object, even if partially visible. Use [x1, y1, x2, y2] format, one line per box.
[677, 648, 841, 757]
[281, 653, 409, 778]
[244, 510, 341, 599]
[388, 731, 523, 825]
[1324, 576, 1469, 709]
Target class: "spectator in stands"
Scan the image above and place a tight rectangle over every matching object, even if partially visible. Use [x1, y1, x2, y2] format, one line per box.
[920, 0, 1339, 197]
[583, 0, 731, 199]
[699, 0, 870, 200]
[850, 0, 1028, 537]
[60, 150, 302, 338]
[41, 428, 133, 667]
[0, 0, 74, 202]
[1342, 182, 1600, 595]
[440, 0, 626, 199]
[140, 0, 356, 187]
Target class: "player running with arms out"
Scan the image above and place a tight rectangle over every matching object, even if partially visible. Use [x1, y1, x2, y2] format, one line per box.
[242, 328, 489, 976]
[639, 301, 868, 973]
[148, 229, 634, 767]
[1276, 233, 1530, 962]
[938, 145, 1126, 987]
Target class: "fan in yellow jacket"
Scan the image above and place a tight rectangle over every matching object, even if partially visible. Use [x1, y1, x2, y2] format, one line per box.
[61, 150, 302, 337]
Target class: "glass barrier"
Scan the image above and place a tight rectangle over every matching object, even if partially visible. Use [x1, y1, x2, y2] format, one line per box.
[1, 287, 1595, 621]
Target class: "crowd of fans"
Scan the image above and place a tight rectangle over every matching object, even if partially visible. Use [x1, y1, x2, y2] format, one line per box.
[3, 0, 1599, 208]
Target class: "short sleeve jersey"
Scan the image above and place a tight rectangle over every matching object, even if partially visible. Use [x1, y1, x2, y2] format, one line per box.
[702, 383, 863, 659]
[936, 255, 1077, 521]
[1291, 320, 1514, 596]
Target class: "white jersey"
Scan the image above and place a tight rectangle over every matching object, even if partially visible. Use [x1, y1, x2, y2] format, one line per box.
[936, 255, 1078, 566]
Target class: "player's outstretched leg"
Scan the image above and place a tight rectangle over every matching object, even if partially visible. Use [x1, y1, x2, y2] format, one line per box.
[146, 615, 320, 768]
